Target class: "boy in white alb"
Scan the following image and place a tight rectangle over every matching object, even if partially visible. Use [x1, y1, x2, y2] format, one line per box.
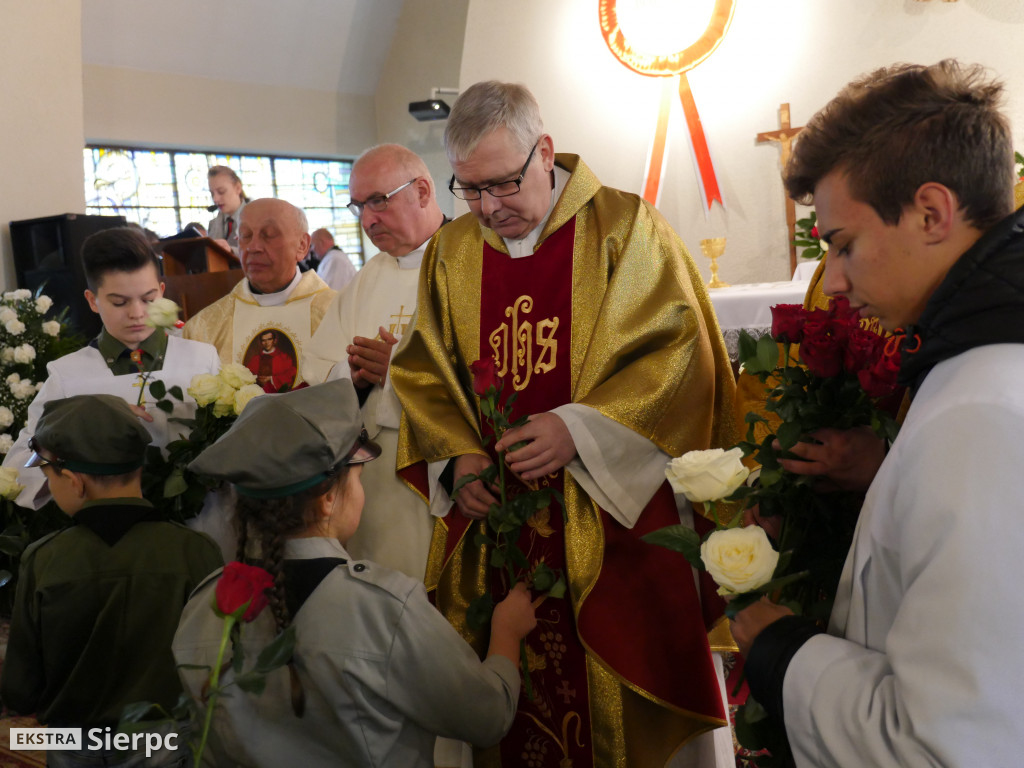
[3, 227, 220, 509]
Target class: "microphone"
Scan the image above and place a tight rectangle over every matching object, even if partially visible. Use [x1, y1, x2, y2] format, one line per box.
[207, 204, 218, 212]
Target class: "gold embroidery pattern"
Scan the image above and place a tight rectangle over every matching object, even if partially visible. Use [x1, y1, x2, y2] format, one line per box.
[388, 304, 414, 337]
[487, 295, 559, 392]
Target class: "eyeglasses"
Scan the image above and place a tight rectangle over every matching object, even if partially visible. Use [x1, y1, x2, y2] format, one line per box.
[449, 142, 539, 201]
[26, 437, 64, 472]
[347, 179, 417, 218]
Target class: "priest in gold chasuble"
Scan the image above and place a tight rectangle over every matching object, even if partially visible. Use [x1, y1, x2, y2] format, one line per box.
[183, 198, 334, 391]
[390, 82, 738, 768]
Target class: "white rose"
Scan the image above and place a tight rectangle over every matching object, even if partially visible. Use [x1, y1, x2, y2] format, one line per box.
[35, 381, 43, 392]
[0, 465, 22, 496]
[0, 348, 14, 364]
[13, 344, 35, 364]
[11, 289, 31, 301]
[0, 406, 13, 428]
[233, 383, 265, 415]
[212, 382, 237, 418]
[0, 434, 14, 457]
[145, 298, 181, 328]
[35, 295, 53, 313]
[665, 447, 750, 503]
[13, 380, 35, 399]
[700, 526, 780, 596]
[4, 319, 25, 336]
[42, 320, 61, 337]
[187, 373, 222, 407]
[0, 308, 16, 324]
[5, 373, 19, 385]
[219, 362, 256, 390]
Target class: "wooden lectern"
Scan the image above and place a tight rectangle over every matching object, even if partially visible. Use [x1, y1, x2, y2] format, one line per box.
[159, 237, 243, 321]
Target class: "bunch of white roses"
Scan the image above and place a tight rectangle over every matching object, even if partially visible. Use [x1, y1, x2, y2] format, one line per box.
[657, 447, 780, 600]
[0, 289, 72, 457]
[188, 363, 265, 418]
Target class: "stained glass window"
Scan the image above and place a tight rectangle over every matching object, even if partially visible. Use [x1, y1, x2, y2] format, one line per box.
[83, 146, 364, 265]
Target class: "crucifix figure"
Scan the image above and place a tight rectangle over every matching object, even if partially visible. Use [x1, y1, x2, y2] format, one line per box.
[757, 103, 805, 275]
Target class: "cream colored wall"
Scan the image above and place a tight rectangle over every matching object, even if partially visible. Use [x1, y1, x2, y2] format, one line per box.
[460, 0, 1024, 285]
[0, 0, 86, 290]
[83, 65, 376, 157]
[373, 0, 469, 220]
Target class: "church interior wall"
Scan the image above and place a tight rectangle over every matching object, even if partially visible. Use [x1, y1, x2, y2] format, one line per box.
[459, 0, 1024, 285]
[0, 0, 87, 291]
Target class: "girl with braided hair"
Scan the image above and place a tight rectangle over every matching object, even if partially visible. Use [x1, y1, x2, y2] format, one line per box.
[173, 379, 536, 767]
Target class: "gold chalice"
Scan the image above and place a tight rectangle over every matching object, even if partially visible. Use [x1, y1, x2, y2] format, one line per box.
[700, 237, 730, 289]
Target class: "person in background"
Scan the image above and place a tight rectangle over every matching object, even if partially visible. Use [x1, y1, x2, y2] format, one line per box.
[1, 394, 222, 768]
[2, 227, 220, 510]
[208, 165, 248, 255]
[174, 379, 537, 768]
[302, 144, 446, 581]
[310, 227, 358, 290]
[183, 198, 335, 389]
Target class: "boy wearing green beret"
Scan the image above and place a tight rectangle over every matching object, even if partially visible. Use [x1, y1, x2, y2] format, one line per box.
[0, 394, 222, 767]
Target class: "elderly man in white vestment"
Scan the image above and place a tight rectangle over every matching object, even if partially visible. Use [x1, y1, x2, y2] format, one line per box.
[302, 144, 446, 580]
[183, 198, 334, 391]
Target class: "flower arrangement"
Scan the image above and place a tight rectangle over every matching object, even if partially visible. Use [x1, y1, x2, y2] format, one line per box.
[454, 358, 567, 697]
[645, 297, 904, 764]
[142, 364, 265, 522]
[0, 289, 84, 456]
[793, 210, 827, 261]
[121, 561, 295, 765]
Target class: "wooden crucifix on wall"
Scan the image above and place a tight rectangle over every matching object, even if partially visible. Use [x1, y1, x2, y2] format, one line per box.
[757, 103, 804, 275]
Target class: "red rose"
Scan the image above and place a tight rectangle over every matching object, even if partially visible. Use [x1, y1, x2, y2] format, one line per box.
[215, 562, 275, 622]
[810, 225, 819, 239]
[770, 304, 807, 344]
[802, 308, 831, 341]
[843, 328, 882, 374]
[858, 351, 901, 398]
[470, 357, 500, 397]
[800, 333, 843, 378]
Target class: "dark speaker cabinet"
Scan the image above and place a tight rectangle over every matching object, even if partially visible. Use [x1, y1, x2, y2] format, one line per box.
[9, 213, 127, 338]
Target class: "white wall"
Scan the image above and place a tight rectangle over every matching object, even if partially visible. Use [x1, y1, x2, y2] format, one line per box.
[460, 0, 1024, 284]
[0, 1, 87, 290]
[373, 0, 470, 221]
[83, 65, 376, 158]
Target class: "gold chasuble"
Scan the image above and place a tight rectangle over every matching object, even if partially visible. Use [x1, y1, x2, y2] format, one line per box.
[183, 270, 334, 391]
[392, 155, 737, 767]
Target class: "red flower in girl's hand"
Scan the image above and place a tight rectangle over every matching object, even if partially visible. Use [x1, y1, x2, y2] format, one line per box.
[470, 358, 501, 397]
[214, 561, 275, 622]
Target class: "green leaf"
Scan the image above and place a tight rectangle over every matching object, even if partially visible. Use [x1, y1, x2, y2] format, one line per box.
[451, 473, 478, 496]
[233, 672, 267, 695]
[155, 400, 174, 414]
[490, 547, 507, 568]
[530, 561, 556, 592]
[148, 379, 166, 399]
[254, 625, 297, 673]
[755, 334, 780, 374]
[775, 420, 803, 450]
[0, 570, 11, 589]
[640, 525, 703, 570]
[478, 464, 498, 485]
[466, 593, 495, 631]
[163, 468, 188, 499]
[546, 576, 567, 600]
[472, 532, 491, 549]
[737, 330, 758, 366]
[168, 385, 184, 401]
